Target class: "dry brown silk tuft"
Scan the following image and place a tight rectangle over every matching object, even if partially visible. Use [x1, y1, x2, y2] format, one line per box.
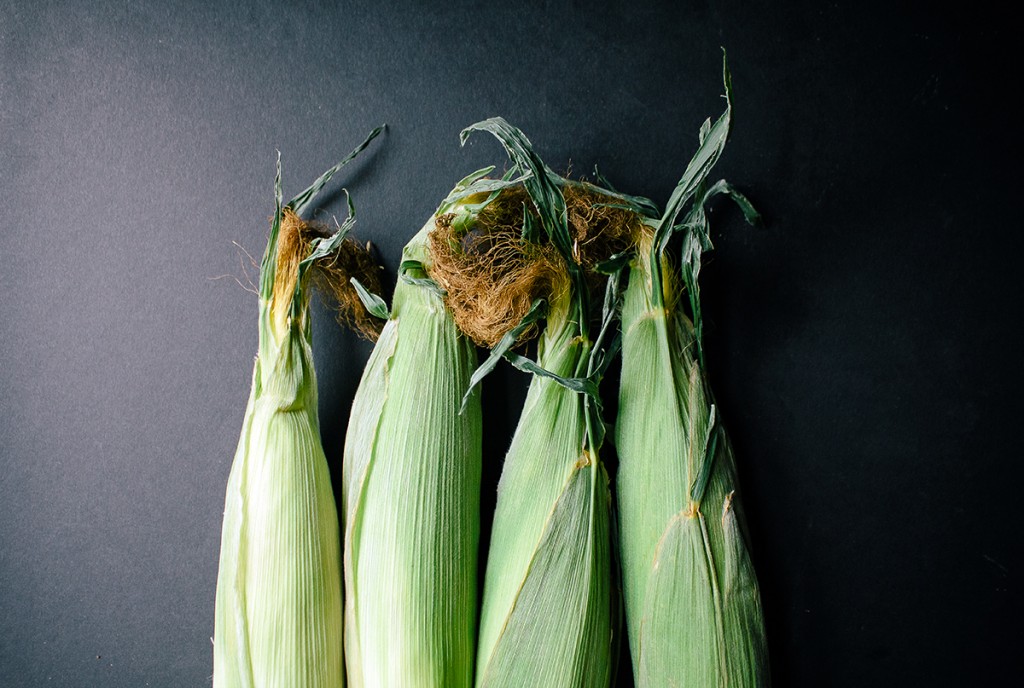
[428, 185, 642, 348]
[275, 208, 384, 341]
[563, 184, 641, 270]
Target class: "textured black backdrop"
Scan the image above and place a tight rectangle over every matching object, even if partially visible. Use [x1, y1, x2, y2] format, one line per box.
[2, 1, 1020, 685]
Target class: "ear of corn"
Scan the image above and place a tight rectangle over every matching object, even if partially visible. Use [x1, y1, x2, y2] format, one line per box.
[342, 219, 481, 687]
[213, 127, 382, 688]
[455, 119, 616, 688]
[614, 57, 769, 686]
[618, 259, 768, 687]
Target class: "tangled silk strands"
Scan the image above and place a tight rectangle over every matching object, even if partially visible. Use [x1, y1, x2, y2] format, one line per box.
[428, 185, 642, 348]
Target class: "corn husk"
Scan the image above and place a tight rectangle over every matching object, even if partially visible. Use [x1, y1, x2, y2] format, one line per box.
[213, 128, 381, 688]
[440, 119, 616, 688]
[474, 296, 614, 687]
[341, 220, 481, 687]
[617, 255, 768, 686]
[614, 58, 769, 686]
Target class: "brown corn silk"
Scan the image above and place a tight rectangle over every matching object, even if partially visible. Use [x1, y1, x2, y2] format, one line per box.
[276, 209, 384, 341]
[430, 185, 639, 348]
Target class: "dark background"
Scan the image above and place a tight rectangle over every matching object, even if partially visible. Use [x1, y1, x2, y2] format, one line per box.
[2, 1, 1020, 685]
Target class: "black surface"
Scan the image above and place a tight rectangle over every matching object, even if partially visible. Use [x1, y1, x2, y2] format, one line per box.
[2, 1, 1021, 685]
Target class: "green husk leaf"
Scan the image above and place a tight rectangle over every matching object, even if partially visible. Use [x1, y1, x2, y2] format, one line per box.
[701, 179, 762, 226]
[676, 177, 760, 366]
[521, 203, 541, 244]
[505, 352, 599, 398]
[721, 494, 771, 684]
[350, 277, 390, 320]
[440, 172, 534, 215]
[289, 125, 385, 215]
[477, 466, 612, 687]
[258, 154, 286, 300]
[398, 259, 422, 272]
[435, 165, 495, 216]
[592, 164, 615, 192]
[590, 330, 621, 381]
[586, 395, 608, 451]
[298, 191, 355, 270]
[459, 118, 567, 251]
[637, 513, 724, 686]
[461, 298, 547, 411]
[399, 276, 445, 296]
[594, 250, 633, 276]
[582, 168, 660, 218]
[689, 405, 719, 504]
[650, 53, 733, 305]
[575, 181, 660, 219]
[699, 117, 712, 145]
[588, 266, 626, 381]
[399, 259, 447, 296]
[593, 267, 624, 364]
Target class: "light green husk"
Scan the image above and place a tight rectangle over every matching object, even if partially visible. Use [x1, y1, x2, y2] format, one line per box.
[440, 119, 616, 687]
[341, 220, 482, 687]
[614, 57, 769, 686]
[213, 127, 381, 688]
[474, 293, 614, 688]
